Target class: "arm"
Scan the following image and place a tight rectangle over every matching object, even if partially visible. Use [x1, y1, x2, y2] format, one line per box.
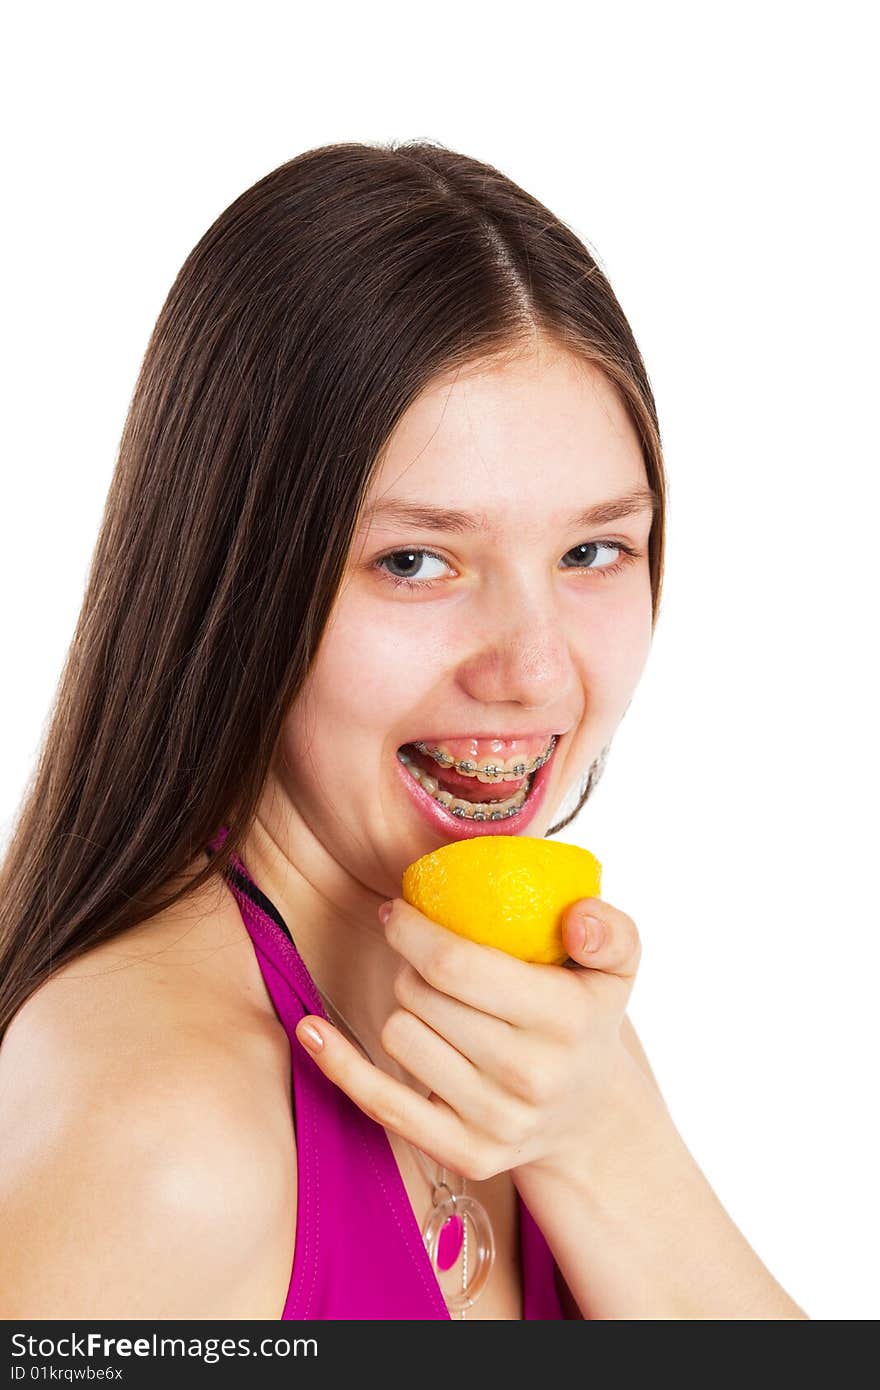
[553, 1011, 661, 1318]
[518, 1046, 808, 1321]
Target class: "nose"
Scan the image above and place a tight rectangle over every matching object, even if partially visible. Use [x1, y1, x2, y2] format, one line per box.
[454, 579, 578, 713]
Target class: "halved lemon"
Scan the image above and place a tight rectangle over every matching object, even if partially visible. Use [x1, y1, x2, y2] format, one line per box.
[401, 835, 602, 965]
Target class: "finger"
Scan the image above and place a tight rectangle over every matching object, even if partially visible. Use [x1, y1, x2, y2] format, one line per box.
[382, 898, 564, 1031]
[294, 1014, 476, 1172]
[393, 960, 515, 1067]
[393, 961, 559, 1107]
[379, 1000, 530, 1140]
[561, 897, 642, 982]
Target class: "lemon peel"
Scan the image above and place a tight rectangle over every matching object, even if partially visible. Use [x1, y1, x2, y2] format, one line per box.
[401, 835, 602, 965]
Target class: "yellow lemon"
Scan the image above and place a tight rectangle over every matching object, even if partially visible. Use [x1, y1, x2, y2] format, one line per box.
[401, 835, 602, 965]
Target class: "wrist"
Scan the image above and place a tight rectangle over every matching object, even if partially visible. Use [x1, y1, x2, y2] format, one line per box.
[515, 1043, 685, 1211]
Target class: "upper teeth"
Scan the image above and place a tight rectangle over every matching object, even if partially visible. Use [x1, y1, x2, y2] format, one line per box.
[406, 734, 557, 782]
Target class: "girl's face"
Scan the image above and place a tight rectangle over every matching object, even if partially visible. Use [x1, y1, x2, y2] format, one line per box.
[268, 343, 656, 898]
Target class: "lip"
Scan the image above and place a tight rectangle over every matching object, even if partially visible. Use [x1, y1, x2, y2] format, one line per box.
[394, 731, 562, 841]
[402, 729, 562, 746]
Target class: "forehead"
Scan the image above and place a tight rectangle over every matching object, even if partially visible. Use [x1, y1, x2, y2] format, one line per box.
[364, 350, 648, 531]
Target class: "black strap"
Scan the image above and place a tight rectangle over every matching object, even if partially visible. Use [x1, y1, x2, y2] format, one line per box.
[205, 838, 295, 946]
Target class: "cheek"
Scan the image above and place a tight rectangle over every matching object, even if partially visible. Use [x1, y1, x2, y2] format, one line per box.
[580, 587, 654, 703]
[290, 598, 446, 745]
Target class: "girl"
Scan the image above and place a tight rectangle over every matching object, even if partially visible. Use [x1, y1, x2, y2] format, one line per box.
[0, 140, 805, 1320]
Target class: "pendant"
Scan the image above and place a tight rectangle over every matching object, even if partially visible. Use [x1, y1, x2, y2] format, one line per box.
[422, 1182, 496, 1313]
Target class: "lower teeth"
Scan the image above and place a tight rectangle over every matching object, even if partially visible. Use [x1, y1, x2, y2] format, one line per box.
[397, 750, 534, 820]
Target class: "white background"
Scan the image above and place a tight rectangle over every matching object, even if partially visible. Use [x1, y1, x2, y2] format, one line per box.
[3, 1, 877, 1320]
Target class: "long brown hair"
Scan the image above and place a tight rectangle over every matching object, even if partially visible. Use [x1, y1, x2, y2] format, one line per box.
[0, 139, 667, 1042]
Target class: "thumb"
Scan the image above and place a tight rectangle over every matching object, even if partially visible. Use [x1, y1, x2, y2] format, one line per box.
[562, 897, 642, 982]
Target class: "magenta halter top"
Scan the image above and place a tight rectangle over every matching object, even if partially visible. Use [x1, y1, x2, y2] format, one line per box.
[206, 827, 565, 1320]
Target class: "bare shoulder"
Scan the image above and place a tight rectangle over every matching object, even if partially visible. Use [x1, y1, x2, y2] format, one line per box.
[0, 869, 298, 1318]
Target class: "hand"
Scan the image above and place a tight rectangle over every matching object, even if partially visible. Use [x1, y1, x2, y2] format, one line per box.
[294, 895, 645, 1183]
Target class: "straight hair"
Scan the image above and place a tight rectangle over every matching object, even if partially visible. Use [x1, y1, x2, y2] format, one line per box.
[0, 139, 667, 1042]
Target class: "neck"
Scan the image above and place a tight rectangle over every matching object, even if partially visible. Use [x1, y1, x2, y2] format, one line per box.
[239, 807, 423, 1095]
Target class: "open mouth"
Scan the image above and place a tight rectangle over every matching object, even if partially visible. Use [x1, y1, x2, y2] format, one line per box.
[395, 734, 559, 824]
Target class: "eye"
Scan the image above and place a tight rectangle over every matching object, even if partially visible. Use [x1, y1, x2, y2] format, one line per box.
[373, 541, 642, 592]
[373, 548, 453, 589]
[560, 541, 636, 576]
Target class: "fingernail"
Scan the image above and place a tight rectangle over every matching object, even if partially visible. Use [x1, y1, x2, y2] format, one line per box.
[378, 900, 394, 925]
[298, 1022, 324, 1052]
[581, 915, 605, 952]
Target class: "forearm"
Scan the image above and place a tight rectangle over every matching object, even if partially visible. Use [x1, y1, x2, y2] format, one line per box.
[515, 1055, 808, 1321]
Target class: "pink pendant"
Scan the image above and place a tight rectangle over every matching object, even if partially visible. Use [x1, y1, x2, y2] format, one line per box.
[436, 1213, 464, 1270]
[423, 1192, 496, 1314]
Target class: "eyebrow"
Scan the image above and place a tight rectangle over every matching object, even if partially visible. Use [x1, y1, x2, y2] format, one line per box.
[361, 487, 660, 534]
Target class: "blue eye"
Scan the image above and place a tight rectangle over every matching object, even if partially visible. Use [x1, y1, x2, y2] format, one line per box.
[373, 542, 641, 591]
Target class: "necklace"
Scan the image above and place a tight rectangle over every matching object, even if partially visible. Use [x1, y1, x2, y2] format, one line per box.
[309, 977, 496, 1318]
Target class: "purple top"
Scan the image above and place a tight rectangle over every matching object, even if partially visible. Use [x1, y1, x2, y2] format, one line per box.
[206, 826, 565, 1320]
